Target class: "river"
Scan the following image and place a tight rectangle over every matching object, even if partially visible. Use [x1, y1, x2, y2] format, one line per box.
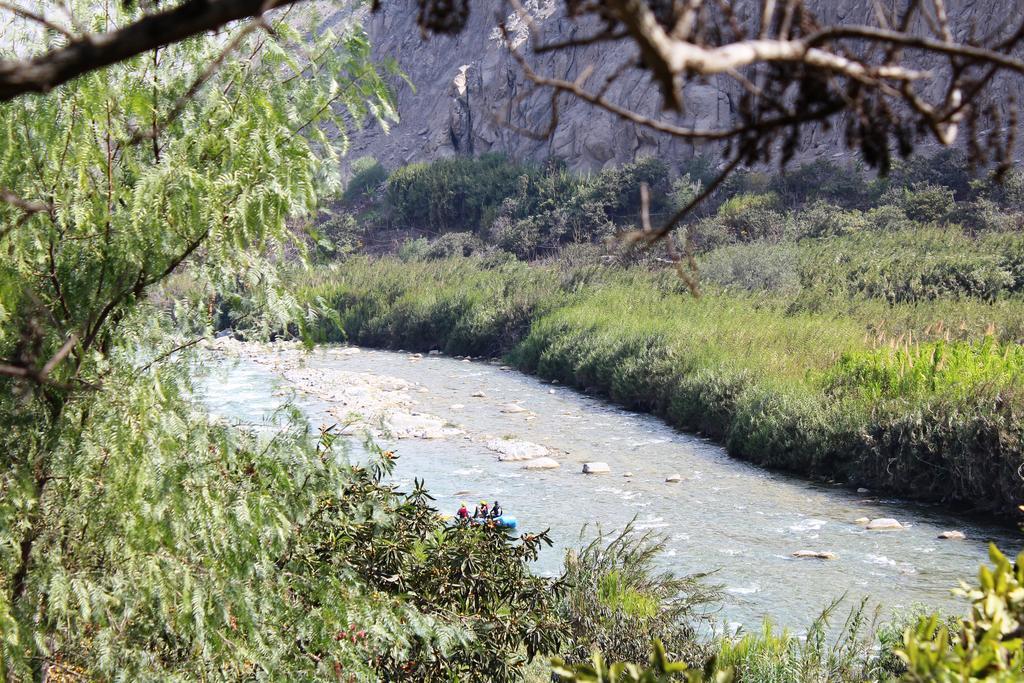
[199, 342, 1022, 631]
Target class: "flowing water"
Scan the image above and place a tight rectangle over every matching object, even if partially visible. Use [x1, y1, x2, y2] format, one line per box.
[200, 344, 1022, 630]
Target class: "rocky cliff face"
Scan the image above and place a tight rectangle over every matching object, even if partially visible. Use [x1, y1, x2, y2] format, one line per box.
[345, 0, 1019, 173]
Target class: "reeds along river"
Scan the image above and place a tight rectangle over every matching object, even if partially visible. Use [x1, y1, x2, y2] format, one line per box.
[199, 343, 1022, 630]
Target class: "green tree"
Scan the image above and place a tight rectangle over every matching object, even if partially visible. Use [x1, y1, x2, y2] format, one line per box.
[0, 4, 405, 677]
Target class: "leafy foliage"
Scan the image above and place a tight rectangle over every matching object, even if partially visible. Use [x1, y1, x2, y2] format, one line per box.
[557, 524, 720, 669]
[342, 156, 389, 203]
[898, 544, 1024, 682]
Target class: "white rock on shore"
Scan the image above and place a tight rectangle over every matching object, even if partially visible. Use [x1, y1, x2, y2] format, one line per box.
[522, 457, 560, 470]
[582, 462, 610, 474]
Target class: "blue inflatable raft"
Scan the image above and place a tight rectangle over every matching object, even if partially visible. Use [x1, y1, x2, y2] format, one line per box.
[469, 515, 517, 529]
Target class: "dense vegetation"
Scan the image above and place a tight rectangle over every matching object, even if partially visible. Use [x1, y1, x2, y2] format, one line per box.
[2, 2, 1023, 680]
[0, 7, 584, 680]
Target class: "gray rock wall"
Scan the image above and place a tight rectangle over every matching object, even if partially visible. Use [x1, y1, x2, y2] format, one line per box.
[345, 0, 1021, 173]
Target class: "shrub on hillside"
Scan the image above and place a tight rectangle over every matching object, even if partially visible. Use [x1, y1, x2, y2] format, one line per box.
[315, 210, 363, 258]
[864, 204, 919, 232]
[790, 201, 868, 239]
[342, 156, 388, 203]
[700, 242, 800, 294]
[769, 159, 875, 209]
[421, 231, 486, 260]
[888, 149, 975, 200]
[951, 197, 1022, 234]
[587, 157, 672, 221]
[886, 182, 956, 224]
[712, 192, 787, 243]
[385, 154, 536, 231]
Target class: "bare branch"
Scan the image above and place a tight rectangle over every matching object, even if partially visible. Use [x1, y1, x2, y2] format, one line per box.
[0, 187, 53, 217]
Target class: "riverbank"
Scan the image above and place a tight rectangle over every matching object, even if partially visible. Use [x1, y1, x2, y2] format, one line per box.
[279, 257, 1024, 523]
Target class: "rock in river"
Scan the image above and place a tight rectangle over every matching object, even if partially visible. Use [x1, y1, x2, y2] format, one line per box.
[501, 403, 528, 414]
[471, 391, 486, 398]
[384, 412, 463, 439]
[866, 518, 904, 531]
[582, 462, 610, 474]
[522, 457, 560, 470]
[665, 474, 683, 483]
[854, 517, 870, 526]
[938, 530, 966, 540]
[792, 550, 837, 560]
[486, 439, 549, 461]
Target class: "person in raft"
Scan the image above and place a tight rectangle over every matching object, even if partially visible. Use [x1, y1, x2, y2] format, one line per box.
[473, 501, 490, 519]
[457, 502, 469, 521]
[489, 500, 503, 518]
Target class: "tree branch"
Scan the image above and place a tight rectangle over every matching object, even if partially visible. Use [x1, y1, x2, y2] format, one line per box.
[0, 187, 53, 217]
[0, 0, 296, 100]
[0, 2, 75, 39]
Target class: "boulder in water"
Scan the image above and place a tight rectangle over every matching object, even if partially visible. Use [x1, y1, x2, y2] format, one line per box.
[856, 487, 870, 494]
[938, 530, 966, 540]
[792, 550, 837, 560]
[486, 439, 549, 461]
[471, 391, 486, 398]
[866, 518, 904, 531]
[582, 462, 610, 474]
[501, 403, 527, 414]
[522, 457, 560, 470]
[854, 517, 870, 526]
[384, 412, 462, 439]
[665, 474, 683, 483]
[623, 471, 634, 477]
[428, 349, 442, 356]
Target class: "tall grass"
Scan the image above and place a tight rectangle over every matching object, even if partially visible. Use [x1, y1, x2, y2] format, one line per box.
[277, 255, 1024, 521]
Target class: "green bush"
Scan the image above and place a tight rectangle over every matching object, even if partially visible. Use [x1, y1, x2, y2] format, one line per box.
[385, 153, 536, 231]
[342, 155, 388, 203]
[886, 182, 957, 224]
[557, 524, 720, 670]
[769, 159, 875, 209]
[421, 231, 486, 260]
[790, 201, 867, 239]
